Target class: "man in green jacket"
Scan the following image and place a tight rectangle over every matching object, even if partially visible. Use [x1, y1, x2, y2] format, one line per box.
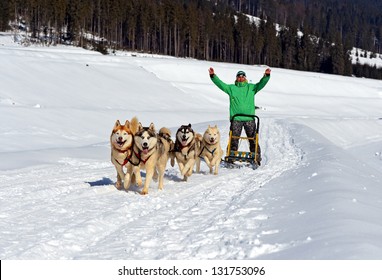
[208, 67, 271, 165]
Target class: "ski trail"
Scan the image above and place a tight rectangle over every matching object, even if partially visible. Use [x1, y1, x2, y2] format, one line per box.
[78, 118, 302, 259]
[0, 119, 301, 259]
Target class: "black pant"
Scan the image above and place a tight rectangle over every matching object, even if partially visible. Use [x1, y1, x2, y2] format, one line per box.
[231, 120, 261, 161]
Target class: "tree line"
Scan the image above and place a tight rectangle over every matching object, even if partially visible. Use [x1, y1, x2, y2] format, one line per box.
[1, 0, 381, 79]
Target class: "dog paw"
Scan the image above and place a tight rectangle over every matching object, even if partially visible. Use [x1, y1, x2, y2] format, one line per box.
[141, 189, 148, 195]
[180, 168, 186, 176]
[115, 181, 122, 190]
[123, 181, 131, 190]
[136, 179, 143, 186]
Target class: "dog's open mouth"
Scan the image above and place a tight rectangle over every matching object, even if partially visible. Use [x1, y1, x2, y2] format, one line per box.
[181, 138, 189, 146]
[142, 147, 149, 154]
[117, 140, 126, 146]
[209, 138, 216, 144]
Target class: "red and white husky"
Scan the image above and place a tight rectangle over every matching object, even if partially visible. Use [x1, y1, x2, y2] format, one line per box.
[110, 117, 139, 189]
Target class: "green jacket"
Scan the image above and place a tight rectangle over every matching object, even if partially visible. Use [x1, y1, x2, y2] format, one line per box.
[211, 74, 270, 121]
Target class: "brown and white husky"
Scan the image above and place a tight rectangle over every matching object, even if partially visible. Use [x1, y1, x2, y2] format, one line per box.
[110, 117, 139, 189]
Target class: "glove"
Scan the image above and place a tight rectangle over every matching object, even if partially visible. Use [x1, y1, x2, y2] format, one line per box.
[265, 68, 271, 76]
[208, 67, 215, 77]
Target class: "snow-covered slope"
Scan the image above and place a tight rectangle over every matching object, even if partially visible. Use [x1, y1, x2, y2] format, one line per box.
[1, 32, 382, 260]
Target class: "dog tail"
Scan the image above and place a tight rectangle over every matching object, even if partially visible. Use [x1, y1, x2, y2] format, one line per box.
[195, 133, 203, 151]
[130, 116, 139, 135]
[195, 133, 203, 142]
[159, 127, 171, 137]
[158, 127, 173, 154]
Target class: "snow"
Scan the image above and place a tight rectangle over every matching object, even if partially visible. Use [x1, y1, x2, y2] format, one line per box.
[1, 31, 382, 261]
[351, 47, 382, 68]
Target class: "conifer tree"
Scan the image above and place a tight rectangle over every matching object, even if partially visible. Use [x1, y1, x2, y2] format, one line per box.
[0, 0, 9, 31]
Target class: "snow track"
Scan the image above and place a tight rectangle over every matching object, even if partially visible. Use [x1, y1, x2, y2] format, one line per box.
[0, 119, 301, 259]
[3, 34, 382, 262]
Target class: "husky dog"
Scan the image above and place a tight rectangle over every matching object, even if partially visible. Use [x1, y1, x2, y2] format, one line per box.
[156, 127, 175, 191]
[110, 117, 139, 189]
[196, 125, 224, 175]
[124, 123, 158, 195]
[126, 123, 173, 195]
[173, 124, 201, 181]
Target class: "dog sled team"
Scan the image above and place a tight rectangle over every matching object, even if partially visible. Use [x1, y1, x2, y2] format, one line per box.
[110, 118, 223, 195]
[110, 67, 271, 194]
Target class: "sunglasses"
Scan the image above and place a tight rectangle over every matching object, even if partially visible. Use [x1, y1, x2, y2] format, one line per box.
[236, 75, 246, 78]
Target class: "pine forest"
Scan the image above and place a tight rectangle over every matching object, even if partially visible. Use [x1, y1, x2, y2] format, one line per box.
[1, 0, 382, 79]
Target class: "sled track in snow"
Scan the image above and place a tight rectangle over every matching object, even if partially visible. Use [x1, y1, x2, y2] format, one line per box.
[0, 119, 302, 259]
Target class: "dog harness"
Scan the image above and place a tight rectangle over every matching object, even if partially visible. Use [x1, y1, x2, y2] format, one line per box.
[129, 126, 158, 166]
[114, 148, 132, 166]
[175, 141, 197, 160]
[130, 146, 156, 166]
[198, 145, 217, 158]
[174, 124, 197, 160]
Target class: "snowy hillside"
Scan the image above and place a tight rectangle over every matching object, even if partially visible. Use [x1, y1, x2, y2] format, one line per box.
[1, 31, 382, 263]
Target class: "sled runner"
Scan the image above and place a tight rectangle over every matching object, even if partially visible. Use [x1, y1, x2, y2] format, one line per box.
[223, 114, 260, 169]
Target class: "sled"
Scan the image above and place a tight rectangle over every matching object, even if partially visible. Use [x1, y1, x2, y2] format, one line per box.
[223, 114, 260, 169]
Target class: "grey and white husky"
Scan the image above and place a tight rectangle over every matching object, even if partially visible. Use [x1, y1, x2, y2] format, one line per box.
[125, 123, 173, 195]
[173, 124, 202, 181]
